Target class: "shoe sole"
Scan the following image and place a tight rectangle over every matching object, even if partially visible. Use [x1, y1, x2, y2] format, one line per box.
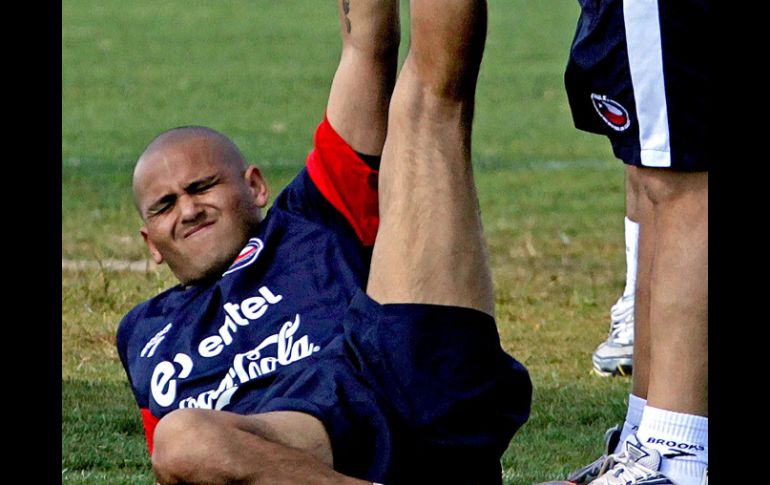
[591, 361, 632, 377]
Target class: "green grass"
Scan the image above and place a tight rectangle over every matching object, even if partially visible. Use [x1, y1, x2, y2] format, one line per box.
[62, 1, 629, 484]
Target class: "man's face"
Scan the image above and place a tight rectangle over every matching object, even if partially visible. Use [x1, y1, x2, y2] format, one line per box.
[133, 135, 268, 285]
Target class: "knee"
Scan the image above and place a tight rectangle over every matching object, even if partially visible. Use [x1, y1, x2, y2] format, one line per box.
[406, 0, 487, 100]
[637, 168, 708, 208]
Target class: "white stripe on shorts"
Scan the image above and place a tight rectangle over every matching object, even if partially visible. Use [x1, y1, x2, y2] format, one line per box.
[623, 0, 671, 168]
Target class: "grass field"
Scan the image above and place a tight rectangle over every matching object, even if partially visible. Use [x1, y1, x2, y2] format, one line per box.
[62, 1, 632, 483]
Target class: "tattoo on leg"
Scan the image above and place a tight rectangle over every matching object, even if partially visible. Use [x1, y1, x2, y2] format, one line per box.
[343, 0, 351, 33]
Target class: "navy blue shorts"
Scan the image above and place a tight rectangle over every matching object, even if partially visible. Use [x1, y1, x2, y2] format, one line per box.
[565, 0, 712, 171]
[230, 289, 532, 485]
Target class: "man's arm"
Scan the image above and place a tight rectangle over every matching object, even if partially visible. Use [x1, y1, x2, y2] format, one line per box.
[151, 408, 373, 485]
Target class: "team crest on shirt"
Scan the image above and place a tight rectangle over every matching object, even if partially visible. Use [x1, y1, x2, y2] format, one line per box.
[223, 237, 264, 276]
[591, 93, 631, 132]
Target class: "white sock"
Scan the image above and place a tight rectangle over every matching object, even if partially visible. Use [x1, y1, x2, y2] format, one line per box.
[622, 217, 639, 298]
[615, 393, 646, 454]
[635, 405, 708, 485]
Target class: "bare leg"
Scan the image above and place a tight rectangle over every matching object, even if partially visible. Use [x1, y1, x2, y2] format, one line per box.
[152, 409, 369, 485]
[635, 169, 708, 415]
[367, 0, 493, 315]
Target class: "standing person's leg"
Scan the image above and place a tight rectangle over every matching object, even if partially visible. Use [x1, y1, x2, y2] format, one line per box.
[634, 170, 708, 416]
[612, 0, 709, 480]
[537, 0, 708, 480]
[627, 169, 708, 485]
[367, 0, 493, 315]
[571, 170, 707, 485]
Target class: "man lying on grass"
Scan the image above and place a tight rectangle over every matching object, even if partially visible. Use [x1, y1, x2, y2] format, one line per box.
[116, 1, 531, 483]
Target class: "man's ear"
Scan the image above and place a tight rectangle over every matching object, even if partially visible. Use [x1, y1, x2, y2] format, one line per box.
[245, 165, 270, 208]
[140, 227, 164, 264]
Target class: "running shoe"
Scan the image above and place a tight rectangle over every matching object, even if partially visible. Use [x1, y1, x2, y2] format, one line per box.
[592, 294, 634, 376]
[534, 434, 708, 485]
[587, 435, 674, 485]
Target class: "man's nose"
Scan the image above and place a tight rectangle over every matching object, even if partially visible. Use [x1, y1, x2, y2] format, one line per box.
[178, 194, 204, 222]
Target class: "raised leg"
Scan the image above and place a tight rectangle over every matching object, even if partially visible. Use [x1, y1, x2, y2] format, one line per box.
[366, 0, 493, 316]
[326, 0, 400, 155]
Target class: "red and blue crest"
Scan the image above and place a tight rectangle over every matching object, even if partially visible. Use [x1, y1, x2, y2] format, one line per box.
[223, 237, 264, 276]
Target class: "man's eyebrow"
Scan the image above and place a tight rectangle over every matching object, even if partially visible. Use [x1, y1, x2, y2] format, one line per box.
[184, 174, 219, 192]
[146, 193, 177, 215]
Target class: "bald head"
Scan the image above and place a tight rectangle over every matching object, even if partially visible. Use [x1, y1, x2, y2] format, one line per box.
[131, 126, 270, 285]
[133, 126, 249, 214]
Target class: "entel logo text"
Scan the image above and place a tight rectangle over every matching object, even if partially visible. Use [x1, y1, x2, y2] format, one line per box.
[198, 286, 283, 358]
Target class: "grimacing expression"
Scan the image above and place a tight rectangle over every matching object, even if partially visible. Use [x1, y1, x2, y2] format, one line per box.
[133, 128, 269, 285]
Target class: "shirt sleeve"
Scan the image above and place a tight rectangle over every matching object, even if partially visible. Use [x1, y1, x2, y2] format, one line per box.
[305, 115, 380, 246]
